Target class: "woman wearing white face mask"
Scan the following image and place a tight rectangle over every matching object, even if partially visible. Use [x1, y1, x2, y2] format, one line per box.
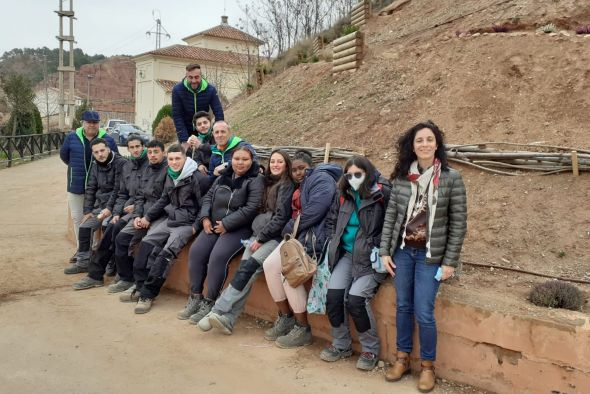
[320, 156, 391, 371]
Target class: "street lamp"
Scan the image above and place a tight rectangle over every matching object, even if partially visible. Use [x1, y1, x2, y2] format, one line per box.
[86, 74, 95, 109]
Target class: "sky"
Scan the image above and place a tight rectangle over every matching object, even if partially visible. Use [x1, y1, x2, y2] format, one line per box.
[0, 0, 246, 57]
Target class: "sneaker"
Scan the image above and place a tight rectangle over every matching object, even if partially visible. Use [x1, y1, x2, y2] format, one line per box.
[119, 285, 140, 303]
[275, 324, 313, 349]
[177, 294, 203, 320]
[356, 352, 378, 371]
[106, 280, 134, 294]
[208, 312, 232, 335]
[72, 276, 104, 290]
[197, 311, 212, 332]
[189, 298, 214, 325]
[264, 314, 296, 341]
[320, 345, 353, 362]
[105, 261, 117, 277]
[134, 297, 153, 314]
[64, 265, 88, 274]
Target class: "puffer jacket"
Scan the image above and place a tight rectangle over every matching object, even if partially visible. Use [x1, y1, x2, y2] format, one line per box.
[326, 178, 392, 278]
[112, 153, 149, 216]
[282, 163, 343, 258]
[145, 158, 209, 228]
[133, 159, 168, 218]
[83, 152, 127, 214]
[172, 78, 224, 142]
[60, 127, 119, 194]
[198, 162, 264, 233]
[255, 179, 296, 243]
[379, 168, 467, 267]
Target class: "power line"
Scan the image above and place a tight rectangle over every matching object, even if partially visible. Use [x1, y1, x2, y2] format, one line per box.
[146, 9, 170, 50]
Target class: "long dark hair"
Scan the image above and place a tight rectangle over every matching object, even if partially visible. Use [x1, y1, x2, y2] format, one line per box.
[390, 120, 449, 180]
[339, 155, 377, 200]
[264, 149, 293, 184]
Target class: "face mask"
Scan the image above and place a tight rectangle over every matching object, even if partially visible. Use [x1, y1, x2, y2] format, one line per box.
[346, 172, 365, 191]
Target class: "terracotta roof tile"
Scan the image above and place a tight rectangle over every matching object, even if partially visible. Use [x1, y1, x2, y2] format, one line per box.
[137, 44, 254, 66]
[155, 79, 176, 93]
[183, 24, 264, 45]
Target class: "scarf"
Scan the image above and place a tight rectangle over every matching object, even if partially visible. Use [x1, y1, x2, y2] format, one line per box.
[400, 158, 441, 257]
[131, 148, 147, 161]
[167, 166, 182, 180]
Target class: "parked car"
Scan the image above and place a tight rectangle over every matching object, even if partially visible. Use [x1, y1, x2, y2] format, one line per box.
[104, 119, 126, 133]
[111, 124, 151, 146]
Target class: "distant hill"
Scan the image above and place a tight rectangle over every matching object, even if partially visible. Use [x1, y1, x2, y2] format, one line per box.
[0, 47, 108, 84]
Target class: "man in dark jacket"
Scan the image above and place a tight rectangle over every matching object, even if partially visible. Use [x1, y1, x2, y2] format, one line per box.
[172, 63, 224, 145]
[131, 144, 209, 314]
[60, 111, 118, 259]
[64, 138, 126, 274]
[208, 121, 255, 182]
[71, 135, 149, 289]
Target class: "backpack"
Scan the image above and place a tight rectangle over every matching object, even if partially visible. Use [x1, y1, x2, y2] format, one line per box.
[280, 215, 317, 287]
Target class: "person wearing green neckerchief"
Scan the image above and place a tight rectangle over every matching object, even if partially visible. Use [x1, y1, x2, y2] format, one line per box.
[172, 63, 224, 148]
[186, 111, 214, 175]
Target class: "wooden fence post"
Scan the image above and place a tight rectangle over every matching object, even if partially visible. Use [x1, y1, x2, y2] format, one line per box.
[324, 143, 331, 163]
[571, 151, 579, 176]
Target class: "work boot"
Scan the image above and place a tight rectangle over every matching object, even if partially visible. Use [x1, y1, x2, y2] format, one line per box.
[264, 313, 296, 341]
[275, 323, 313, 349]
[72, 276, 104, 290]
[189, 298, 214, 325]
[69, 253, 77, 264]
[105, 260, 117, 277]
[64, 265, 88, 274]
[177, 293, 203, 320]
[385, 351, 411, 381]
[208, 312, 233, 335]
[106, 280, 134, 294]
[119, 285, 140, 303]
[320, 345, 353, 362]
[418, 360, 436, 393]
[356, 352, 378, 371]
[134, 297, 153, 314]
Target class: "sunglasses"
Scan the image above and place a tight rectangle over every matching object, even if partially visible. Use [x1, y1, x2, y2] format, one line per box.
[344, 172, 364, 180]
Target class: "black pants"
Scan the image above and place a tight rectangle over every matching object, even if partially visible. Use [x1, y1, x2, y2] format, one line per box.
[87, 217, 129, 281]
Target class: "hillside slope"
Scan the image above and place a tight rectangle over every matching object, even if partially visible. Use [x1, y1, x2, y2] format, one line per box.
[227, 0, 590, 283]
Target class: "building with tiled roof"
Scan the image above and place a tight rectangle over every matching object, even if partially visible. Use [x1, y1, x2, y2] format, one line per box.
[133, 16, 261, 130]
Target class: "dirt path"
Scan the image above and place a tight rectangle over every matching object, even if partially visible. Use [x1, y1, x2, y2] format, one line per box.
[0, 157, 483, 394]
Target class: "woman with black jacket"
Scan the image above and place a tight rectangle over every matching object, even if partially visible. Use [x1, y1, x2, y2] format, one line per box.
[182, 146, 264, 324]
[320, 156, 391, 371]
[191, 150, 296, 333]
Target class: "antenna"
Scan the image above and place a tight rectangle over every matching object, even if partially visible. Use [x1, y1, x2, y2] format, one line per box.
[146, 9, 170, 49]
[224, 0, 227, 15]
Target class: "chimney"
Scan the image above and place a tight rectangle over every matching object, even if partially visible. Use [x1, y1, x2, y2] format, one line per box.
[221, 15, 228, 25]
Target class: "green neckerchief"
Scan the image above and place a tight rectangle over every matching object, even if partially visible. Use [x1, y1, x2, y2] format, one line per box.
[131, 148, 147, 161]
[197, 129, 212, 143]
[167, 166, 182, 180]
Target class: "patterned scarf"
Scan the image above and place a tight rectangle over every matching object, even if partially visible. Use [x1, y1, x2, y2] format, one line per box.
[400, 158, 441, 257]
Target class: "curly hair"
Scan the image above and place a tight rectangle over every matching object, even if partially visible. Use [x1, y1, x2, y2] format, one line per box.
[390, 120, 449, 180]
[338, 155, 377, 200]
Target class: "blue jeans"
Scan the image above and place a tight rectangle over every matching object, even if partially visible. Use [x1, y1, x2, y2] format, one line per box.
[393, 246, 441, 361]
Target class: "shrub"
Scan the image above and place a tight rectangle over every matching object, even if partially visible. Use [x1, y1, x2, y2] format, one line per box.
[342, 25, 359, 36]
[529, 280, 584, 311]
[153, 116, 176, 143]
[575, 25, 590, 34]
[492, 24, 510, 33]
[538, 23, 557, 33]
[152, 104, 172, 132]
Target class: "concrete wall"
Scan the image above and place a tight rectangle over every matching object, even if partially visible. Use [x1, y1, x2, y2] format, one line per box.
[164, 251, 590, 394]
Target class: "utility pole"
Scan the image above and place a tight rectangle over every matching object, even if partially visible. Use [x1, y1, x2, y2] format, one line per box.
[55, 0, 76, 130]
[86, 74, 94, 109]
[146, 10, 170, 49]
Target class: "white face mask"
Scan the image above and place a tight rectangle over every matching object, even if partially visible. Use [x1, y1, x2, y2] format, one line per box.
[347, 173, 365, 191]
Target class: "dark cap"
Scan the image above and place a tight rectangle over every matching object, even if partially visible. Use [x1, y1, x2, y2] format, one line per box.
[82, 111, 100, 122]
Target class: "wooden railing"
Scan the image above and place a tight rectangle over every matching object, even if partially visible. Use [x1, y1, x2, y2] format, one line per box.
[0, 132, 67, 168]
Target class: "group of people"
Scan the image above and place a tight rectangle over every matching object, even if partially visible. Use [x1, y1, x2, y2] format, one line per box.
[59, 63, 466, 393]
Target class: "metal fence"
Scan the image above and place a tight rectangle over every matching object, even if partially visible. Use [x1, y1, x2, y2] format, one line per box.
[0, 132, 66, 168]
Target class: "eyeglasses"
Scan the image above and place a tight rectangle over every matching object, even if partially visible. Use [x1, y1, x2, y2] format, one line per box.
[344, 172, 364, 180]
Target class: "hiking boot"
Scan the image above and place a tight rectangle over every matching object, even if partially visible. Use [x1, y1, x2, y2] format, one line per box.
[106, 280, 134, 294]
[69, 253, 77, 264]
[356, 352, 378, 371]
[197, 311, 212, 332]
[385, 351, 411, 382]
[105, 261, 117, 277]
[208, 312, 232, 335]
[177, 293, 203, 320]
[64, 265, 87, 275]
[320, 345, 353, 362]
[134, 297, 153, 314]
[275, 323, 313, 349]
[264, 313, 296, 341]
[418, 361, 436, 393]
[119, 285, 140, 303]
[189, 298, 214, 325]
[72, 276, 104, 290]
